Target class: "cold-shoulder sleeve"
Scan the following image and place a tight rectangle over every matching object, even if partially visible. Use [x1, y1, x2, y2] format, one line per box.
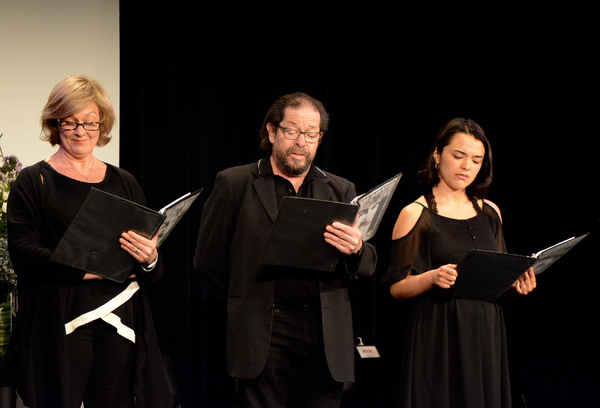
[381, 209, 434, 284]
[482, 203, 507, 253]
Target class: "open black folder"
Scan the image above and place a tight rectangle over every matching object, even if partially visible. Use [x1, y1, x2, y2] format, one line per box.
[156, 188, 203, 247]
[261, 197, 359, 272]
[432, 232, 589, 302]
[50, 188, 201, 283]
[352, 173, 402, 241]
[261, 173, 402, 272]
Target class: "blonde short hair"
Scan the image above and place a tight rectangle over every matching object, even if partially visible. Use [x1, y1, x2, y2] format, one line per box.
[40, 75, 115, 147]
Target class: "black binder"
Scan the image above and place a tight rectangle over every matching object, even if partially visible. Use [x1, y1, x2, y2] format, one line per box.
[432, 250, 535, 302]
[50, 188, 166, 283]
[432, 232, 590, 302]
[261, 196, 359, 272]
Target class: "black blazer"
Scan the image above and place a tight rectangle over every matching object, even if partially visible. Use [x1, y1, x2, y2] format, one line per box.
[194, 160, 377, 382]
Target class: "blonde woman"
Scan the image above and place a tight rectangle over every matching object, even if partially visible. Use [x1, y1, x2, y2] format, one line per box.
[1, 76, 173, 408]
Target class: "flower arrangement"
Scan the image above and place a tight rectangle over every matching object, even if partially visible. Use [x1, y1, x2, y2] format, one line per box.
[0, 134, 22, 290]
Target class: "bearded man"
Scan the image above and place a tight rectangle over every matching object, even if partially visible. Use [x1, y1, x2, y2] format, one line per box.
[194, 92, 377, 408]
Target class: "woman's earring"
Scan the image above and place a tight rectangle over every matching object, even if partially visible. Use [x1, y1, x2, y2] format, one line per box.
[435, 163, 439, 170]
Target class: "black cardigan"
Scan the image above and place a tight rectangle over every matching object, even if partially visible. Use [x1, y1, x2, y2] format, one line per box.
[1, 161, 173, 408]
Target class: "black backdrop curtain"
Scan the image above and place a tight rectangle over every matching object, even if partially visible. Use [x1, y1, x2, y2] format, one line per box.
[119, 4, 598, 407]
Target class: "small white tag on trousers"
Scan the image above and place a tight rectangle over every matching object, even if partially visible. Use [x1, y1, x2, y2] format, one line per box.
[356, 345, 380, 358]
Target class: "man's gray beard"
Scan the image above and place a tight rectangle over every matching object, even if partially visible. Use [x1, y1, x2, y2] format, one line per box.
[272, 147, 312, 176]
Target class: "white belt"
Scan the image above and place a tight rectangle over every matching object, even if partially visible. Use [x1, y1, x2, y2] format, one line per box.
[64, 280, 140, 343]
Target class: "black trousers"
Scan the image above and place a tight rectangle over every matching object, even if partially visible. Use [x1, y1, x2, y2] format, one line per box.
[66, 319, 135, 408]
[234, 304, 344, 408]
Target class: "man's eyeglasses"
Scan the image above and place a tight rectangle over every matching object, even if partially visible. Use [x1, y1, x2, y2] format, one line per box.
[58, 120, 103, 131]
[278, 126, 322, 144]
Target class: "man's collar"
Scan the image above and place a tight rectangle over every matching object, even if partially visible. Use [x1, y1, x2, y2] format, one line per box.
[257, 156, 274, 175]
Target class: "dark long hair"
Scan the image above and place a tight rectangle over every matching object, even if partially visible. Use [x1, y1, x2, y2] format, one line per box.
[419, 118, 493, 198]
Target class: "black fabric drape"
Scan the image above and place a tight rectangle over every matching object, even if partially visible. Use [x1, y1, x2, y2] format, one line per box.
[119, 5, 599, 407]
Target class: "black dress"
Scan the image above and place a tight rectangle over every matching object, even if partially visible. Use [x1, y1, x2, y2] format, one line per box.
[382, 199, 512, 408]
